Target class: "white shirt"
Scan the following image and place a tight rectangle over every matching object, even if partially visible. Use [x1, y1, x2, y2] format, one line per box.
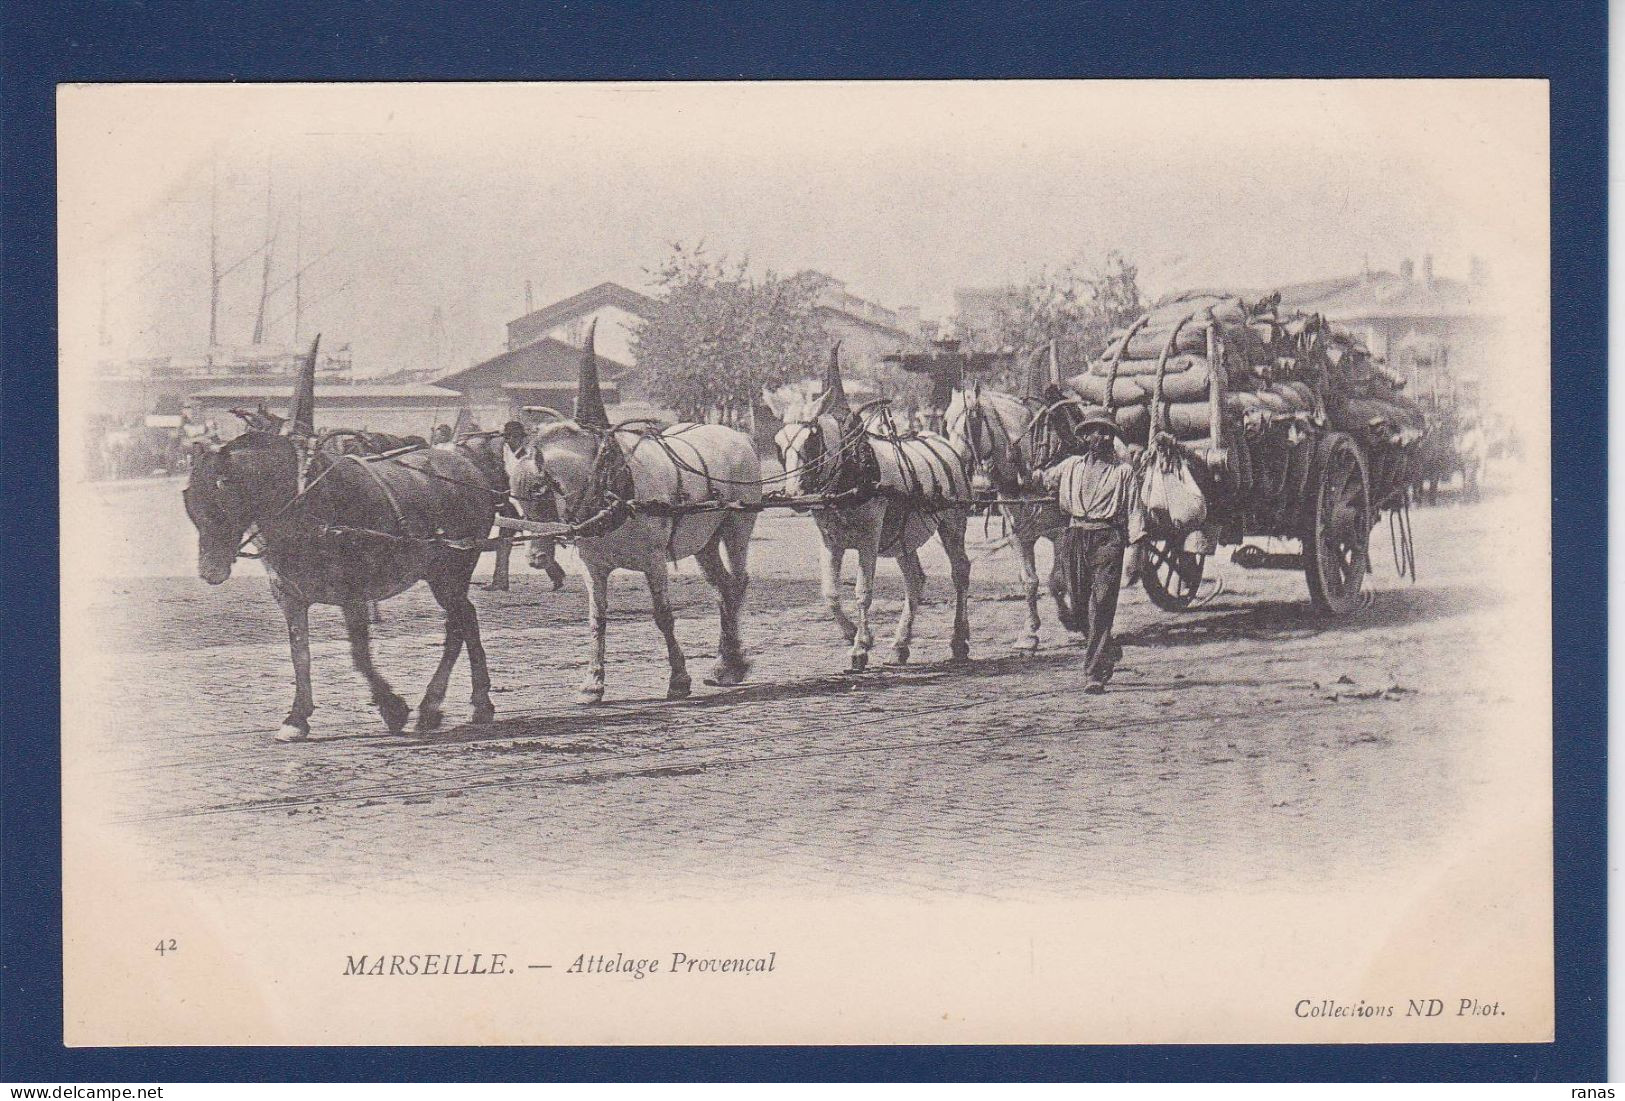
[1041, 452, 1147, 543]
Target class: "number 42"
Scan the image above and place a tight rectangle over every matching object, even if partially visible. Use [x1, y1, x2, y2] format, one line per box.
[154, 938, 177, 956]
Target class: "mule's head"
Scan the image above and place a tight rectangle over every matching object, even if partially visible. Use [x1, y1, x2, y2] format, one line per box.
[527, 421, 605, 507]
[946, 385, 1037, 495]
[945, 387, 1001, 496]
[774, 412, 844, 497]
[181, 431, 299, 584]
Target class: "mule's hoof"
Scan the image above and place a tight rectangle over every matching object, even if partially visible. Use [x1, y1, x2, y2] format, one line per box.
[380, 696, 411, 733]
[274, 723, 309, 743]
[415, 708, 443, 732]
[1012, 637, 1040, 653]
[949, 645, 971, 663]
[888, 646, 910, 666]
[575, 686, 605, 706]
[848, 653, 869, 673]
[705, 661, 750, 687]
[471, 704, 496, 724]
[482, 581, 510, 592]
[666, 676, 692, 701]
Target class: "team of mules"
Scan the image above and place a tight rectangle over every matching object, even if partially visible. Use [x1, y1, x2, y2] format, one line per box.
[183, 330, 1102, 741]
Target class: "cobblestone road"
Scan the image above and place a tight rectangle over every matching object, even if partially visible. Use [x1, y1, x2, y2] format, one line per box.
[73, 475, 1535, 900]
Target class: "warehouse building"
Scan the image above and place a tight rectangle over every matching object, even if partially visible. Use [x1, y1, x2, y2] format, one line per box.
[187, 383, 466, 441]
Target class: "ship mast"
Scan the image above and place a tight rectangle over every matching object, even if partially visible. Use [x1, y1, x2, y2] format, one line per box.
[207, 156, 220, 365]
[251, 159, 275, 345]
[292, 188, 303, 342]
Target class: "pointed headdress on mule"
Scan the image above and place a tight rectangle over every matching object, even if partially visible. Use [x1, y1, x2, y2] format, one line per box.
[1025, 339, 1062, 401]
[575, 319, 610, 428]
[815, 342, 849, 417]
[287, 334, 320, 438]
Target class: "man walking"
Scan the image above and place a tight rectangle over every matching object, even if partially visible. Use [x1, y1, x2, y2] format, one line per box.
[1040, 415, 1146, 693]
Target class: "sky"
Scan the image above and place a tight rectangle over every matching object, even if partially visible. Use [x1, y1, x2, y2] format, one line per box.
[58, 80, 1548, 377]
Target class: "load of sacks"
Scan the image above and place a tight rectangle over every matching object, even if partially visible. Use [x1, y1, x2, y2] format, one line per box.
[1065, 292, 1426, 452]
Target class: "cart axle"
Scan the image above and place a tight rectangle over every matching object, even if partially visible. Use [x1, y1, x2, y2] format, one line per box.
[1232, 545, 1306, 571]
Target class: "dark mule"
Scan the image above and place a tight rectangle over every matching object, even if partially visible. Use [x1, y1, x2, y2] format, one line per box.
[183, 430, 504, 741]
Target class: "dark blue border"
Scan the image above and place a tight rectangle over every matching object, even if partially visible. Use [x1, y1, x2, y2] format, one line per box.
[2, 0, 1605, 1083]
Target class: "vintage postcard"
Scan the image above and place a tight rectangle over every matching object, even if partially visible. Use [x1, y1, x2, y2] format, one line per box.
[58, 79, 1551, 1046]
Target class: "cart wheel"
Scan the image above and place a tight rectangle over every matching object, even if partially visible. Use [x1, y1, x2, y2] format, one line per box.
[1305, 432, 1372, 616]
[1142, 537, 1206, 611]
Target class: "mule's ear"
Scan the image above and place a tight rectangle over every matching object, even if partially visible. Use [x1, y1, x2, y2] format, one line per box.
[818, 343, 850, 417]
[288, 334, 320, 436]
[575, 320, 610, 428]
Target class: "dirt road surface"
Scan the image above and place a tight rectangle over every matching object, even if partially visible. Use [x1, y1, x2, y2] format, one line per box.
[70, 470, 1540, 899]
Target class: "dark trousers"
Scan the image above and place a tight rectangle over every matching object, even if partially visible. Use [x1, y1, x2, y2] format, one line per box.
[1059, 525, 1125, 685]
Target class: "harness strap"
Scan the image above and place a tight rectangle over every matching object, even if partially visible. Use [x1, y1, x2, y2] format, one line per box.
[345, 453, 411, 535]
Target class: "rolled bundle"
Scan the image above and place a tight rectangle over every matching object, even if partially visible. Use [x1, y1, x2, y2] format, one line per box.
[1108, 404, 1149, 437]
[1153, 362, 1215, 402]
[1123, 401, 1217, 439]
[1274, 381, 1319, 410]
[1105, 296, 1237, 359]
[1082, 352, 1207, 379]
[1068, 373, 1153, 407]
[1329, 396, 1427, 444]
[1117, 325, 1210, 361]
[1221, 385, 1317, 417]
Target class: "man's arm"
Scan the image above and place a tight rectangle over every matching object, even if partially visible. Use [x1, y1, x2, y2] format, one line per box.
[1038, 455, 1074, 491]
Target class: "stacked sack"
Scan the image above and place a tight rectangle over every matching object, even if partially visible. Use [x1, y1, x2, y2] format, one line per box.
[1066, 292, 1425, 453]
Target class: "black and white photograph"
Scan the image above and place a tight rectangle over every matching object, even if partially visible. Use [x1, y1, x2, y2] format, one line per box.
[57, 79, 1552, 1046]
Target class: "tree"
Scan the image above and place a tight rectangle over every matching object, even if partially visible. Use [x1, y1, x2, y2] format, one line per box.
[631, 243, 830, 425]
[975, 251, 1146, 389]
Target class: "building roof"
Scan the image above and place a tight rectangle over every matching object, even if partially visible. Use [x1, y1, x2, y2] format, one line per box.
[793, 271, 915, 340]
[188, 384, 462, 401]
[1283, 271, 1489, 320]
[1162, 269, 1494, 322]
[506, 282, 658, 339]
[435, 336, 625, 393]
[812, 303, 916, 343]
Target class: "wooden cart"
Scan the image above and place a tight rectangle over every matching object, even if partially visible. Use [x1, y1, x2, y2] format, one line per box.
[1078, 302, 1423, 617]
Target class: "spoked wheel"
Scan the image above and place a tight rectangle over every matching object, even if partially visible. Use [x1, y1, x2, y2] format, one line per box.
[1141, 537, 1207, 611]
[1304, 432, 1372, 615]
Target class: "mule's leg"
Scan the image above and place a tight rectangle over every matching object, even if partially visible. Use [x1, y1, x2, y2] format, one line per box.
[820, 539, 857, 642]
[940, 515, 973, 662]
[273, 587, 315, 742]
[890, 549, 927, 665]
[696, 536, 748, 686]
[1014, 530, 1042, 652]
[422, 560, 495, 727]
[485, 529, 513, 592]
[646, 568, 691, 700]
[577, 563, 612, 705]
[848, 543, 878, 672]
[411, 587, 463, 733]
[716, 513, 754, 682]
[458, 571, 496, 723]
[341, 602, 411, 734]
